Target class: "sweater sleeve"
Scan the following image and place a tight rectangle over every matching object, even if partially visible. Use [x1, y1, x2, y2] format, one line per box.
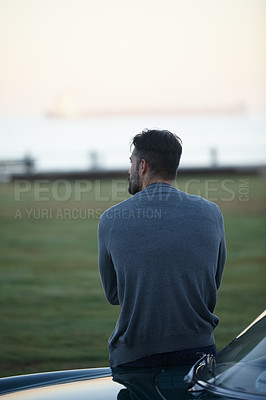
[97, 214, 119, 305]
[215, 212, 226, 289]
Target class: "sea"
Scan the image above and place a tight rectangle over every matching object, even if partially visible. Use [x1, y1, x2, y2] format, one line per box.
[0, 113, 265, 171]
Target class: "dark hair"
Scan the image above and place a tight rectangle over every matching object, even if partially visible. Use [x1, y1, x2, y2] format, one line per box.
[132, 129, 182, 180]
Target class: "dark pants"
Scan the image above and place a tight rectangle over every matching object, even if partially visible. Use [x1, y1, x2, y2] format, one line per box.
[117, 344, 216, 368]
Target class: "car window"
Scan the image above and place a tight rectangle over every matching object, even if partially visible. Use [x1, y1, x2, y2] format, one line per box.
[185, 312, 266, 399]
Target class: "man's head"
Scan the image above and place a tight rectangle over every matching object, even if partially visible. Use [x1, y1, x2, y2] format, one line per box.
[128, 129, 182, 195]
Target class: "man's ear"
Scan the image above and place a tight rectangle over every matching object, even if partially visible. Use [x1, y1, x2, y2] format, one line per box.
[139, 159, 148, 175]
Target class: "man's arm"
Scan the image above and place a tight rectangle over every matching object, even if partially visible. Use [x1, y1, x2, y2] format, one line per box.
[215, 212, 226, 289]
[97, 215, 119, 305]
[216, 235, 226, 289]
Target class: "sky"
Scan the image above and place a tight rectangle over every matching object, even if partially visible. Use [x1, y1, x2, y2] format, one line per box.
[0, 0, 266, 116]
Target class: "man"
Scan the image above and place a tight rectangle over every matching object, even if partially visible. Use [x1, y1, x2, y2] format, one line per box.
[98, 129, 226, 368]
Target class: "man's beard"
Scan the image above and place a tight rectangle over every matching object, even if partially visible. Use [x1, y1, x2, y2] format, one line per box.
[128, 170, 141, 195]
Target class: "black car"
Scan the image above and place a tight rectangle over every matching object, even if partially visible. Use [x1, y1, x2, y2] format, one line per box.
[0, 310, 265, 399]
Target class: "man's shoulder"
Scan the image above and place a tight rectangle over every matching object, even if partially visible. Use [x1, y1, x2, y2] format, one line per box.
[179, 189, 219, 208]
[99, 196, 134, 222]
[179, 190, 223, 220]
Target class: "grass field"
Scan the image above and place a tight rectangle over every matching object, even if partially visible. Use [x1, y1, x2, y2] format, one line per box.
[0, 174, 265, 377]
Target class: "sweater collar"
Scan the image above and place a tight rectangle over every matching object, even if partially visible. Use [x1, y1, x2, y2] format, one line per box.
[144, 182, 174, 191]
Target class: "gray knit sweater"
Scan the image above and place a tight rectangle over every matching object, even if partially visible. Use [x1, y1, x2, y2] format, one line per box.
[98, 183, 226, 367]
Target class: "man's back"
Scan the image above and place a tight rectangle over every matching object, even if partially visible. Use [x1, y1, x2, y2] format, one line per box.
[98, 182, 226, 367]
